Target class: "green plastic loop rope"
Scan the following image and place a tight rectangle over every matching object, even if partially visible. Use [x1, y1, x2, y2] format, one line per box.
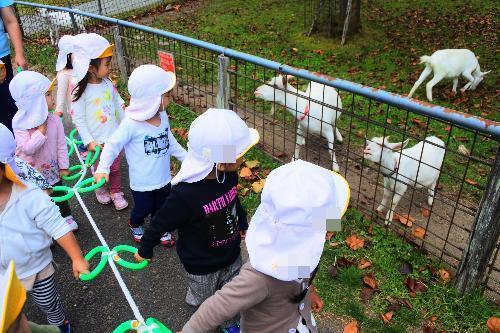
[79, 246, 110, 281]
[76, 177, 105, 194]
[61, 165, 83, 181]
[69, 128, 78, 143]
[66, 139, 75, 158]
[51, 186, 75, 203]
[113, 318, 172, 333]
[111, 245, 149, 271]
[85, 145, 100, 167]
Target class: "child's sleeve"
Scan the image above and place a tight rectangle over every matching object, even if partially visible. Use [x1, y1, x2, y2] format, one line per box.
[71, 91, 94, 146]
[55, 116, 69, 170]
[183, 266, 269, 333]
[14, 129, 47, 156]
[55, 71, 69, 115]
[236, 197, 248, 231]
[29, 188, 73, 240]
[95, 121, 131, 174]
[138, 189, 191, 259]
[168, 127, 187, 162]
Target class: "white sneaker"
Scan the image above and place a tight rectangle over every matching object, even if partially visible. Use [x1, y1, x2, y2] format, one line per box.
[160, 232, 175, 247]
[65, 215, 78, 232]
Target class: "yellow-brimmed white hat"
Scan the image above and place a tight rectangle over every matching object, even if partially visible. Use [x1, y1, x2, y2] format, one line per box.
[246, 160, 350, 281]
[71, 33, 114, 82]
[0, 261, 27, 333]
[171, 109, 260, 185]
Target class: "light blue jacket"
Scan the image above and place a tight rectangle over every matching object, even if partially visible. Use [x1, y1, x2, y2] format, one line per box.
[0, 0, 14, 58]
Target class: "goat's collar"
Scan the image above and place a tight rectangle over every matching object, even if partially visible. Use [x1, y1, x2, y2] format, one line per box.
[298, 103, 310, 121]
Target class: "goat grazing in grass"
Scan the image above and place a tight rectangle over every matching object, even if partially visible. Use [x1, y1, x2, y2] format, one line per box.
[39, 8, 86, 45]
[255, 75, 343, 171]
[408, 49, 490, 101]
[363, 136, 445, 224]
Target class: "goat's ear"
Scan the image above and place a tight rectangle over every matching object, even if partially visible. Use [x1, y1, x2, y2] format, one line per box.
[481, 70, 491, 77]
[402, 139, 410, 148]
[388, 140, 408, 151]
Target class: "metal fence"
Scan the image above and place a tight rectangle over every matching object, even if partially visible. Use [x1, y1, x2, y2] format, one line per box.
[14, 1, 500, 300]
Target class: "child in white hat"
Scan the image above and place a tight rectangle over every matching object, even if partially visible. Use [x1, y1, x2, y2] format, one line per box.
[94, 64, 187, 245]
[179, 159, 350, 333]
[136, 108, 260, 333]
[0, 154, 89, 332]
[69, 33, 128, 210]
[54, 35, 75, 118]
[10, 71, 77, 231]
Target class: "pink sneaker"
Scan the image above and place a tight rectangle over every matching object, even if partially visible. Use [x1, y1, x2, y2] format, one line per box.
[95, 187, 111, 205]
[111, 192, 128, 210]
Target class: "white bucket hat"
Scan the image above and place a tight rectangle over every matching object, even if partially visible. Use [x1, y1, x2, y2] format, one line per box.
[171, 109, 260, 185]
[56, 34, 75, 71]
[10, 71, 55, 130]
[71, 33, 114, 82]
[126, 64, 176, 121]
[246, 159, 350, 281]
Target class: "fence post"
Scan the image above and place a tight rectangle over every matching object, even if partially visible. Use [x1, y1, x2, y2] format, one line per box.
[97, 0, 103, 15]
[113, 26, 128, 83]
[66, 1, 78, 32]
[455, 147, 500, 295]
[216, 54, 230, 109]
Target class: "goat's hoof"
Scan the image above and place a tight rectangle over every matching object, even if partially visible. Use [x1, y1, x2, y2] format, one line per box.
[384, 220, 391, 226]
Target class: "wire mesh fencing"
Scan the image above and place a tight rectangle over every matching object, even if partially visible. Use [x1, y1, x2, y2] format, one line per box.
[13, 1, 500, 301]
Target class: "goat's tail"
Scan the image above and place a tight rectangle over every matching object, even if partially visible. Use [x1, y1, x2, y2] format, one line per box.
[419, 55, 432, 65]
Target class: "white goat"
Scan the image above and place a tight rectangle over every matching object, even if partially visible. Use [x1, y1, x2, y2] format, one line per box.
[408, 49, 490, 101]
[254, 75, 343, 171]
[363, 136, 445, 224]
[38, 8, 86, 45]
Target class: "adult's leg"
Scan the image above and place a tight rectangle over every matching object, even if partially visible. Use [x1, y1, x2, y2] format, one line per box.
[0, 55, 17, 131]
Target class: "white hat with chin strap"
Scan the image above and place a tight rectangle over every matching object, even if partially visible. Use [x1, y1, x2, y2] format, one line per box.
[246, 159, 350, 281]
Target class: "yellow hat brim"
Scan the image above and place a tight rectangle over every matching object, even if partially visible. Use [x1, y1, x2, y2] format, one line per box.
[0, 262, 27, 332]
[47, 78, 57, 92]
[330, 170, 350, 218]
[5, 165, 24, 187]
[97, 44, 115, 59]
[236, 128, 260, 159]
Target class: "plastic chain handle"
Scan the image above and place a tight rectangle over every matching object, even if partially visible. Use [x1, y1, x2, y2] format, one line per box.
[85, 145, 101, 167]
[111, 245, 149, 271]
[51, 185, 75, 203]
[69, 128, 78, 143]
[79, 246, 110, 282]
[61, 165, 83, 181]
[112, 318, 172, 333]
[66, 138, 75, 158]
[76, 177, 106, 193]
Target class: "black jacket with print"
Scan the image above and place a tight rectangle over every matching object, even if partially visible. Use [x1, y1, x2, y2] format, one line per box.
[138, 172, 248, 275]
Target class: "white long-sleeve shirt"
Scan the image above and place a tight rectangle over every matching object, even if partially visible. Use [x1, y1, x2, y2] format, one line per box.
[70, 78, 124, 146]
[96, 111, 187, 191]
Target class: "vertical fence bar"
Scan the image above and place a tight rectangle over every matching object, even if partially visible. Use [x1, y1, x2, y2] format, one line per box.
[113, 26, 128, 83]
[455, 147, 500, 295]
[97, 0, 103, 15]
[65, 1, 78, 32]
[216, 54, 230, 109]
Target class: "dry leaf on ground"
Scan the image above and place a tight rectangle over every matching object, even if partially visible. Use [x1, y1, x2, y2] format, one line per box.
[397, 213, 415, 227]
[171, 127, 188, 140]
[239, 187, 250, 196]
[465, 178, 478, 186]
[239, 167, 253, 179]
[360, 287, 376, 302]
[421, 207, 430, 218]
[326, 231, 335, 241]
[345, 235, 365, 250]
[251, 179, 265, 193]
[337, 257, 356, 268]
[358, 259, 372, 270]
[343, 320, 359, 333]
[381, 311, 394, 324]
[363, 273, 378, 289]
[438, 268, 451, 283]
[329, 242, 340, 247]
[412, 227, 426, 239]
[405, 277, 427, 294]
[245, 160, 260, 169]
[458, 144, 470, 156]
[487, 316, 500, 333]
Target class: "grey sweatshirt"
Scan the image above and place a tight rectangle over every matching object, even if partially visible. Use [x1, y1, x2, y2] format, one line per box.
[183, 262, 318, 333]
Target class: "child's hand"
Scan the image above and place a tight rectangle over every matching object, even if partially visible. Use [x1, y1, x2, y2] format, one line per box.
[94, 173, 109, 184]
[54, 110, 63, 117]
[87, 141, 101, 152]
[239, 230, 247, 240]
[72, 257, 90, 280]
[37, 121, 48, 135]
[59, 169, 69, 177]
[134, 252, 151, 263]
[310, 287, 324, 313]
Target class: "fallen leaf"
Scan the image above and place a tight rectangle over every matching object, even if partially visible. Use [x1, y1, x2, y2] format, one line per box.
[337, 257, 356, 268]
[360, 287, 375, 302]
[381, 311, 394, 324]
[363, 273, 378, 289]
[172, 4, 181, 11]
[239, 187, 250, 196]
[387, 302, 401, 312]
[358, 259, 372, 270]
[326, 231, 335, 241]
[397, 213, 415, 227]
[397, 262, 413, 275]
[458, 144, 470, 156]
[487, 317, 500, 333]
[171, 127, 188, 140]
[239, 167, 253, 179]
[328, 265, 338, 278]
[343, 320, 359, 333]
[412, 227, 426, 239]
[313, 49, 324, 55]
[329, 242, 340, 247]
[400, 299, 413, 309]
[368, 225, 373, 235]
[421, 207, 430, 218]
[438, 268, 451, 283]
[291, 47, 299, 53]
[355, 130, 364, 138]
[444, 126, 451, 132]
[465, 178, 478, 186]
[405, 277, 427, 294]
[251, 179, 265, 193]
[386, 118, 392, 124]
[430, 316, 438, 323]
[345, 235, 365, 250]
[423, 325, 437, 333]
[411, 118, 427, 128]
[245, 160, 260, 169]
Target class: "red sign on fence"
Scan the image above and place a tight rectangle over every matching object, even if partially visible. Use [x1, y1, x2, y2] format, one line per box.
[158, 51, 175, 73]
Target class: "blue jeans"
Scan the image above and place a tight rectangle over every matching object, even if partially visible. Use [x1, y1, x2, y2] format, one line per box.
[130, 183, 171, 227]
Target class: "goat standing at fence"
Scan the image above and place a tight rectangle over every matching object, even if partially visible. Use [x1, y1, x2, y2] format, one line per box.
[408, 49, 490, 101]
[38, 8, 86, 46]
[363, 136, 445, 224]
[255, 75, 343, 171]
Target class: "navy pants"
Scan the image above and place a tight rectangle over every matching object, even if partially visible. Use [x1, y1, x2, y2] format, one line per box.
[0, 55, 17, 132]
[130, 183, 171, 227]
